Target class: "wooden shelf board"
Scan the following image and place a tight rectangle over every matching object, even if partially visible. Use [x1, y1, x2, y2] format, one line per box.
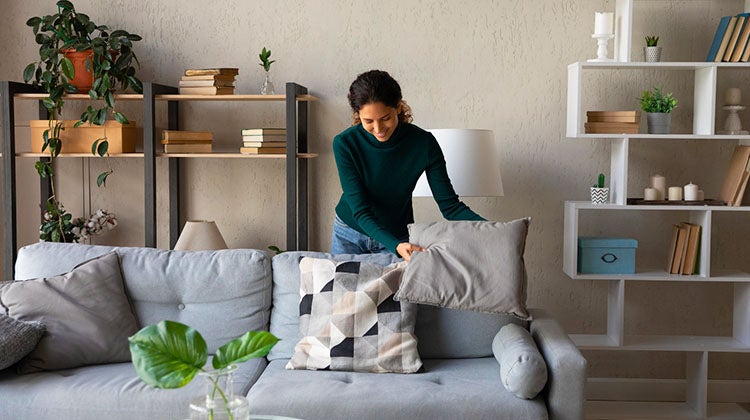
[156, 152, 318, 158]
[568, 269, 750, 282]
[573, 61, 750, 70]
[586, 401, 750, 420]
[567, 201, 750, 211]
[573, 334, 750, 352]
[154, 93, 318, 101]
[17, 152, 144, 158]
[12, 93, 318, 102]
[569, 133, 750, 140]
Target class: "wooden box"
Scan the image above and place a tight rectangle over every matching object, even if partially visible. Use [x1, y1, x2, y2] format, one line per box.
[30, 120, 140, 154]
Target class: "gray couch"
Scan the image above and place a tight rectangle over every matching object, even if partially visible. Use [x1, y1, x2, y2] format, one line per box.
[0, 242, 586, 420]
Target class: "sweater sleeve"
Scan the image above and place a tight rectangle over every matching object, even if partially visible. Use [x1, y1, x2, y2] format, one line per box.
[425, 138, 486, 221]
[333, 137, 402, 252]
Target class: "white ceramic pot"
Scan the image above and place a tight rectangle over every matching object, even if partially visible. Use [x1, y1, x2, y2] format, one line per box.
[644, 46, 661, 62]
[591, 187, 610, 204]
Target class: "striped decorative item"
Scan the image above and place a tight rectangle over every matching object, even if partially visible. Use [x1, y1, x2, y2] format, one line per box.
[591, 187, 610, 204]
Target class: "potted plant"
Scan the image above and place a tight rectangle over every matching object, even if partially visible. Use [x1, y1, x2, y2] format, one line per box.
[259, 46, 275, 95]
[129, 320, 278, 420]
[644, 35, 661, 62]
[591, 173, 609, 204]
[639, 86, 677, 134]
[22, 0, 142, 242]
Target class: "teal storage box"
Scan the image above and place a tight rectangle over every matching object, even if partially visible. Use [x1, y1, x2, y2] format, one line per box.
[577, 237, 638, 274]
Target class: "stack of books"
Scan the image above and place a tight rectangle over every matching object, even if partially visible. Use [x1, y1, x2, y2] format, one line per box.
[162, 130, 213, 153]
[706, 13, 750, 62]
[239, 128, 287, 154]
[719, 145, 750, 206]
[666, 222, 701, 275]
[585, 111, 640, 134]
[178, 68, 238, 95]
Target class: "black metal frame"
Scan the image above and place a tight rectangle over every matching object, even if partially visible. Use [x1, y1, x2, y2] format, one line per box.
[2, 81, 310, 278]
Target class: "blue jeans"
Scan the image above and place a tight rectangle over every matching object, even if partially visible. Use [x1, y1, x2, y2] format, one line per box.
[331, 215, 393, 255]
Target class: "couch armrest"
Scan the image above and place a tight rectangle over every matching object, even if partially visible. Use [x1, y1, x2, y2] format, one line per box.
[528, 308, 586, 420]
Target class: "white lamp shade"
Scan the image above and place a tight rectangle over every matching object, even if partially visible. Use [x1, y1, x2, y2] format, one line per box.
[173, 220, 228, 250]
[412, 129, 504, 197]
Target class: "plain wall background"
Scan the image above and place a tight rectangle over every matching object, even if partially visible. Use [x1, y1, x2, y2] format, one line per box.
[1, 0, 748, 381]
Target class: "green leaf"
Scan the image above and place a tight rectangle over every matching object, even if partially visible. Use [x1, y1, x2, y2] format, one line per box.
[128, 321, 208, 389]
[113, 111, 129, 124]
[23, 63, 36, 83]
[96, 171, 109, 187]
[95, 108, 106, 125]
[212, 330, 279, 370]
[61, 57, 75, 80]
[96, 139, 109, 157]
[91, 139, 99, 155]
[26, 17, 42, 27]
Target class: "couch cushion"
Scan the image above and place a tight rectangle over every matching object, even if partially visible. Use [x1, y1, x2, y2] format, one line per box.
[494, 323, 548, 399]
[0, 315, 45, 370]
[268, 251, 400, 361]
[287, 258, 421, 373]
[15, 242, 272, 353]
[247, 359, 548, 420]
[1, 252, 139, 373]
[0, 358, 266, 420]
[398, 219, 531, 320]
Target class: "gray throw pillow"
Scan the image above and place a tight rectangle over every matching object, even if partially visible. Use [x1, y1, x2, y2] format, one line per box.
[396, 218, 531, 320]
[0, 315, 45, 371]
[287, 258, 422, 373]
[0, 252, 139, 373]
[493, 323, 548, 399]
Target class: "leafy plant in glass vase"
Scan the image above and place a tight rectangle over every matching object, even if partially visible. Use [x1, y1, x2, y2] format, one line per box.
[22, 0, 142, 242]
[129, 320, 279, 420]
[259, 46, 275, 95]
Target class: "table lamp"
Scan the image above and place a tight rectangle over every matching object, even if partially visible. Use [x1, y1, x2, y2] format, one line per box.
[413, 129, 504, 197]
[173, 220, 228, 250]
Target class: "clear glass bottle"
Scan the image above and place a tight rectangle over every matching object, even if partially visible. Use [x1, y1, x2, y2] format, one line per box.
[261, 70, 275, 95]
[189, 365, 250, 420]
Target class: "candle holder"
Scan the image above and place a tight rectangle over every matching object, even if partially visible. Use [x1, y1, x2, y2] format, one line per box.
[588, 33, 615, 62]
[719, 105, 748, 135]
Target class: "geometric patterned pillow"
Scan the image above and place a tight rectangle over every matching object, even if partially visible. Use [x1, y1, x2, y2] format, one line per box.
[286, 258, 422, 373]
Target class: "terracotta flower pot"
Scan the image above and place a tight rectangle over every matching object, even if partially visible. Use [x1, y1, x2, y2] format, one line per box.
[61, 49, 95, 93]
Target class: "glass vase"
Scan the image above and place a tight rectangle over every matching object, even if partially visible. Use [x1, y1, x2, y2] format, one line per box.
[189, 365, 250, 420]
[261, 70, 275, 95]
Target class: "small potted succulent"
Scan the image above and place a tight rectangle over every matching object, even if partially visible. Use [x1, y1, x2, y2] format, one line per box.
[639, 86, 678, 134]
[644, 35, 661, 62]
[591, 173, 609, 204]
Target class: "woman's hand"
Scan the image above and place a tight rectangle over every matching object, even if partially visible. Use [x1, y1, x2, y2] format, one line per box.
[396, 242, 425, 262]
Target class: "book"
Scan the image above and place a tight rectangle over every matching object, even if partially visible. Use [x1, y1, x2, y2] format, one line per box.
[241, 128, 286, 136]
[180, 74, 237, 81]
[680, 223, 701, 275]
[241, 134, 287, 142]
[733, 167, 750, 206]
[707, 16, 733, 61]
[242, 141, 286, 148]
[666, 224, 681, 273]
[586, 110, 640, 118]
[718, 145, 750, 205]
[162, 130, 213, 141]
[162, 139, 212, 145]
[670, 224, 690, 274]
[715, 15, 739, 62]
[164, 143, 212, 153]
[731, 16, 750, 62]
[178, 86, 234, 95]
[239, 147, 286, 154]
[184, 68, 239, 76]
[724, 14, 750, 61]
[586, 115, 641, 123]
[584, 122, 639, 134]
[178, 79, 235, 88]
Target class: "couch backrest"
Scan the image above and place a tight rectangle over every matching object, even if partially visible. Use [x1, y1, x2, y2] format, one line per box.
[268, 251, 527, 361]
[15, 242, 272, 353]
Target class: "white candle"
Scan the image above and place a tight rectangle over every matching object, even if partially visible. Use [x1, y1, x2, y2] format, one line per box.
[644, 187, 658, 201]
[697, 190, 705, 201]
[651, 174, 666, 200]
[684, 182, 699, 201]
[726, 87, 742, 105]
[594, 12, 614, 35]
[668, 186, 683, 201]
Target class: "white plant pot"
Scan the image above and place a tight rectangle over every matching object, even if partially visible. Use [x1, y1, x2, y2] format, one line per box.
[644, 46, 661, 62]
[591, 187, 610, 204]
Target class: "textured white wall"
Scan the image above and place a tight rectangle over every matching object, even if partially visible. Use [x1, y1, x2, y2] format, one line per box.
[1, 0, 748, 379]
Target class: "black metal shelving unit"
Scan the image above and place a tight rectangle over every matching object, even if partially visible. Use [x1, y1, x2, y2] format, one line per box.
[1, 81, 314, 279]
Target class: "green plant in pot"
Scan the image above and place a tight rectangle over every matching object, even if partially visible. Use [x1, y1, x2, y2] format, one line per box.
[639, 86, 677, 134]
[129, 320, 278, 420]
[23, 0, 142, 242]
[644, 35, 661, 62]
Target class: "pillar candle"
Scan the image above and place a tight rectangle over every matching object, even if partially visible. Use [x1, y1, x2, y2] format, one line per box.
[644, 187, 658, 201]
[684, 182, 699, 201]
[668, 186, 683, 201]
[725, 87, 742, 106]
[651, 174, 666, 200]
[697, 190, 705, 201]
[594, 12, 614, 35]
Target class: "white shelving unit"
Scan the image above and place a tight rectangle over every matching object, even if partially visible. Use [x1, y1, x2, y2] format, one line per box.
[565, 1, 750, 418]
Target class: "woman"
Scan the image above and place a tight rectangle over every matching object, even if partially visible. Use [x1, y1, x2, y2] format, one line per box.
[332, 70, 484, 261]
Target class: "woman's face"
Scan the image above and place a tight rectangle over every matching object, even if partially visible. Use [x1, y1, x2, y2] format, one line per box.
[358, 102, 399, 142]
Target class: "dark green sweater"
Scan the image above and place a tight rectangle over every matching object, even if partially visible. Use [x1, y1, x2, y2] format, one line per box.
[333, 122, 484, 252]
